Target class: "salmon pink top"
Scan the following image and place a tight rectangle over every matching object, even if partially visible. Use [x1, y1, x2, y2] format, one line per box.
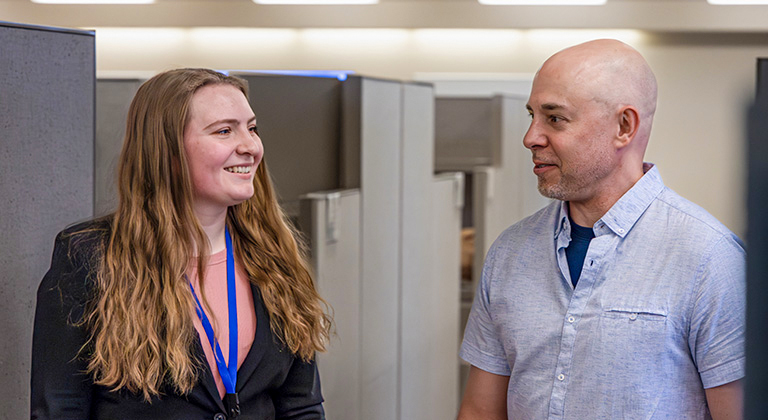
[187, 249, 257, 398]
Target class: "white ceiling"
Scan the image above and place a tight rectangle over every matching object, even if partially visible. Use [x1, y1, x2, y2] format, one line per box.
[2, 0, 767, 32]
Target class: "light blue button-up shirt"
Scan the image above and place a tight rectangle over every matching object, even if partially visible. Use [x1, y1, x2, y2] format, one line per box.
[460, 164, 745, 419]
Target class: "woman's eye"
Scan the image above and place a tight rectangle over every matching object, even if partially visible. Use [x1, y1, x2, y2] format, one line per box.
[249, 126, 259, 135]
[216, 128, 231, 135]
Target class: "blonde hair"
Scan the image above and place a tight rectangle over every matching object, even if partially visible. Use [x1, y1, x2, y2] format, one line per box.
[80, 68, 330, 400]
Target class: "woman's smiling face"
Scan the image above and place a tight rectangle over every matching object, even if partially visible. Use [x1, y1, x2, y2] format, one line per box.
[183, 83, 263, 215]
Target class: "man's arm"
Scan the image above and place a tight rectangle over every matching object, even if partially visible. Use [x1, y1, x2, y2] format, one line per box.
[457, 366, 509, 420]
[705, 379, 743, 420]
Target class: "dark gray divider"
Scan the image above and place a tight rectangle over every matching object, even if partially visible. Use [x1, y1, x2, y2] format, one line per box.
[0, 22, 94, 420]
[434, 98, 495, 171]
[95, 79, 143, 216]
[746, 57, 768, 420]
[237, 74, 342, 217]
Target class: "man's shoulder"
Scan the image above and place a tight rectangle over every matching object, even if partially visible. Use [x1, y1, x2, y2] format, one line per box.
[492, 200, 559, 248]
[654, 188, 739, 240]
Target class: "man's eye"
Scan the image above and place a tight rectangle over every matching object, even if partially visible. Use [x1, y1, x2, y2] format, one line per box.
[549, 115, 563, 123]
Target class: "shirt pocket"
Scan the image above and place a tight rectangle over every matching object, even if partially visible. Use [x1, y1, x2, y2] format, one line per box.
[587, 304, 670, 416]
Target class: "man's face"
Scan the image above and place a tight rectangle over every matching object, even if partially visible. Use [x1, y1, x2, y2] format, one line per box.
[523, 65, 618, 204]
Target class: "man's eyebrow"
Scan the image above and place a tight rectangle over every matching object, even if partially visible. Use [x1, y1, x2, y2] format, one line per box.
[203, 116, 257, 131]
[541, 103, 567, 111]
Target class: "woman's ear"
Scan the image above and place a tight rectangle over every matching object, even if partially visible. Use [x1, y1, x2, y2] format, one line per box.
[616, 106, 640, 149]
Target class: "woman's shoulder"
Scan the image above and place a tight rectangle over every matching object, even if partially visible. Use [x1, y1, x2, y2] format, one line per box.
[38, 218, 112, 314]
[46, 217, 112, 284]
[56, 217, 112, 253]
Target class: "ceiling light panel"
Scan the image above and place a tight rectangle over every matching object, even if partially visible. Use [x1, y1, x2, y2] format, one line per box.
[31, 0, 154, 4]
[253, 0, 377, 4]
[707, 0, 768, 4]
[479, 0, 606, 5]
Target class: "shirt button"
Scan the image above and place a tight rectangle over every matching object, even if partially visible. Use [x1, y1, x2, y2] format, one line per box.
[557, 374, 565, 381]
[214, 413, 226, 420]
[618, 228, 625, 234]
[567, 316, 575, 323]
[629, 313, 638, 321]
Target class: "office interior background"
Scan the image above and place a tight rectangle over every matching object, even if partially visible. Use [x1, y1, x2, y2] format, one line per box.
[2, 1, 768, 419]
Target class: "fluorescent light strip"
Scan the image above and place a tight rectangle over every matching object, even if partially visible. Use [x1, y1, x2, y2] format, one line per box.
[254, 0, 377, 4]
[707, 0, 768, 4]
[479, 0, 605, 5]
[31, 0, 154, 3]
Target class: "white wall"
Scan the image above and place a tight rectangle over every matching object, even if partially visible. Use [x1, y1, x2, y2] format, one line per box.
[82, 28, 763, 236]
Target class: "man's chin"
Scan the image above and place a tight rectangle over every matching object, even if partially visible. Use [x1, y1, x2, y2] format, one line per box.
[538, 183, 567, 201]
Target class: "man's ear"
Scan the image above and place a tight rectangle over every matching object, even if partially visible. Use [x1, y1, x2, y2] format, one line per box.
[616, 106, 640, 149]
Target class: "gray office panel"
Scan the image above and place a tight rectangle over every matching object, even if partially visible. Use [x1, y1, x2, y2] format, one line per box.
[746, 59, 768, 420]
[343, 77, 402, 420]
[434, 98, 494, 171]
[400, 82, 460, 420]
[340, 77, 362, 189]
[239, 74, 342, 217]
[0, 22, 94, 420]
[431, 173, 463, 417]
[471, 96, 546, 291]
[95, 79, 142, 216]
[299, 190, 362, 420]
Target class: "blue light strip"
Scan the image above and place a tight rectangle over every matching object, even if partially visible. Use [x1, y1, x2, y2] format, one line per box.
[221, 69, 354, 81]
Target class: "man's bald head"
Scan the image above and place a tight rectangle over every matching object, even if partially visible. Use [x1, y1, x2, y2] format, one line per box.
[524, 39, 659, 211]
[536, 39, 658, 144]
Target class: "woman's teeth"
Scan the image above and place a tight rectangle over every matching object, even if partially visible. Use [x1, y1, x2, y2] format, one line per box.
[225, 166, 250, 174]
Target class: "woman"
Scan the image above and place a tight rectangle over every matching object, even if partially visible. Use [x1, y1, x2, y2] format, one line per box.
[31, 69, 331, 419]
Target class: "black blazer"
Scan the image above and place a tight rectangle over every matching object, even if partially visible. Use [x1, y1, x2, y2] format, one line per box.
[31, 221, 325, 420]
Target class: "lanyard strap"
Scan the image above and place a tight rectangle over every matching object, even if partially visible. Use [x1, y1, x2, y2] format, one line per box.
[188, 226, 239, 416]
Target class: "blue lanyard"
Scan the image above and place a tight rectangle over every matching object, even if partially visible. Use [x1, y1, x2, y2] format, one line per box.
[188, 226, 240, 417]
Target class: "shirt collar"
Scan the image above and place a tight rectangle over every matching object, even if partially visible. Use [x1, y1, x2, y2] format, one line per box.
[555, 163, 665, 239]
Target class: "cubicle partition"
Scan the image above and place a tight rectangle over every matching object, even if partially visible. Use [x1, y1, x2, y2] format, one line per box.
[746, 57, 768, 420]
[95, 79, 142, 215]
[435, 94, 546, 396]
[436, 95, 545, 288]
[399, 83, 462, 420]
[242, 75, 342, 217]
[299, 189, 362, 420]
[0, 22, 95, 420]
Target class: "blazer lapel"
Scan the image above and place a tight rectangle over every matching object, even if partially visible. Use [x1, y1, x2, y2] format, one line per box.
[192, 335, 228, 412]
[235, 283, 269, 391]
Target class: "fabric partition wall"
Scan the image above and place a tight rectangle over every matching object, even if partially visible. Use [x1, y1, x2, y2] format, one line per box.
[95, 79, 143, 216]
[0, 22, 94, 420]
[239, 74, 342, 218]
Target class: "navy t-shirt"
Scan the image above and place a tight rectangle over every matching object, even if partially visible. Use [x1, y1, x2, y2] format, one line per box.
[565, 219, 595, 287]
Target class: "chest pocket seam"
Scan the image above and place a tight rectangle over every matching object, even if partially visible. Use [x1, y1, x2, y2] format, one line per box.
[602, 307, 667, 321]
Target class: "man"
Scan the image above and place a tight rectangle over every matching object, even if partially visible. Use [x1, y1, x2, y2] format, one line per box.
[458, 39, 745, 420]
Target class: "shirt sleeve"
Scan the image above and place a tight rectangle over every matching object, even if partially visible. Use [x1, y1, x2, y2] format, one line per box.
[459, 242, 512, 376]
[272, 356, 325, 420]
[30, 231, 94, 420]
[688, 233, 746, 389]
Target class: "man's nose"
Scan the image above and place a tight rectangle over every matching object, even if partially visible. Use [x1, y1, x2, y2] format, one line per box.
[523, 120, 545, 150]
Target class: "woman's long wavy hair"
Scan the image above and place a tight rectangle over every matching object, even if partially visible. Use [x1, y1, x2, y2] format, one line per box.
[81, 69, 331, 400]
